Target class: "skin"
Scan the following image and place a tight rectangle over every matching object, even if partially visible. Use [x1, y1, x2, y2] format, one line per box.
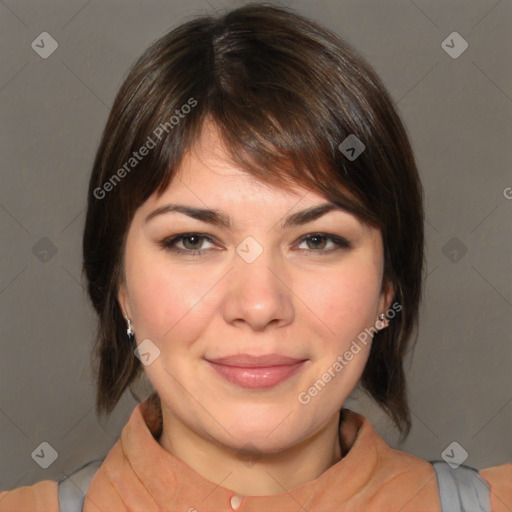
[117, 121, 393, 497]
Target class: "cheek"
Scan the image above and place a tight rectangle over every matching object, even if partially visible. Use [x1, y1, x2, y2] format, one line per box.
[125, 248, 218, 341]
[125, 239, 383, 354]
[303, 261, 382, 335]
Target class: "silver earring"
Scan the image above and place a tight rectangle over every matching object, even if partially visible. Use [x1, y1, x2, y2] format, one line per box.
[126, 318, 135, 339]
[377, 313, 388, 330]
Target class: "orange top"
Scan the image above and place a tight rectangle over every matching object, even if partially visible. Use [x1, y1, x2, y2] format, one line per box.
[1, 394, 510, 511]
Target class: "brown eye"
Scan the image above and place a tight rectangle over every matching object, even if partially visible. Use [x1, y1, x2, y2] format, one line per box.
[297, 233, 350, 253]
[180, 235, 204, 250]
[305, 235, 328, 250]
[161, 233, 216, 256]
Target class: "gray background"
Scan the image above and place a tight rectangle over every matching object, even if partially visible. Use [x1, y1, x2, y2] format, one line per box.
[1, 0, 511, 491]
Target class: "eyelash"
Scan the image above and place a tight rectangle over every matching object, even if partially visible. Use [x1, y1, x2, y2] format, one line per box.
[160, 232, 351, 257]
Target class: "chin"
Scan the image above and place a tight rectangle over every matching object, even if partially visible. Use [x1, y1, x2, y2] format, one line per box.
[217, 414, 306, 447]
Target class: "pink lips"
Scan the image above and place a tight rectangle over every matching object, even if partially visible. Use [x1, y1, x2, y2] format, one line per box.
[205, 354, 307, 389]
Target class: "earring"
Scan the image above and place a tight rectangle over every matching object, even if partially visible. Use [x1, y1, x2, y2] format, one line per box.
[377, 313, 388, 330]
[126, 318, 135, 340]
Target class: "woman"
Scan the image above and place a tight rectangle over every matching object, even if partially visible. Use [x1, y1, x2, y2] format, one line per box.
[1, 3, 510, 511]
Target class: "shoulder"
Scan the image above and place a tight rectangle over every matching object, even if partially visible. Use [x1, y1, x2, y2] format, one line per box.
[0, 479, 59, 512]
[347, 417, 442, 510]
[479, 462, 512, 512]
[341, 411, 441, 509]
[372, 448, 442, 510]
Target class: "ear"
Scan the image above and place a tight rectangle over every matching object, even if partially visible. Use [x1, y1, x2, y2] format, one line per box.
[378, 280, 395, 319]
[117, 279, 132, 320]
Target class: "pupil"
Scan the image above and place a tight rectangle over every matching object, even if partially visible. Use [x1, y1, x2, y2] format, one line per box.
[310, 236, 325, 249]
[184, 236, 201, 249]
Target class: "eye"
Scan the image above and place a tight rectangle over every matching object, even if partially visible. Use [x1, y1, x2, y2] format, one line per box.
[160, 232, 351, 258]
[296, 233, 350, 254]
[160, 233, 217, 256]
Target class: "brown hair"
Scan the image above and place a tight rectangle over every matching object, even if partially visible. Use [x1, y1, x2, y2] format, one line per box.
[82, 2, 424, 439]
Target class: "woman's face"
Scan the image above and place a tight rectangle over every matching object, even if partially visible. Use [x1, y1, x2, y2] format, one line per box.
[118, 122, 393, 454]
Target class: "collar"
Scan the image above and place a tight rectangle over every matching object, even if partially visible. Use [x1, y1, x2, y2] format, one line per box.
[120, 393, 380, 510]
[87, 393, 439, 511]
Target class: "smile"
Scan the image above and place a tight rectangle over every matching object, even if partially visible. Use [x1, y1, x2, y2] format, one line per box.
[206, 360, 307, 389]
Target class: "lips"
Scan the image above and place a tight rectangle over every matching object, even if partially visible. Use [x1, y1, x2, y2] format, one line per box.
[205, 354, 308, 389]
[206, 354, 306, 367]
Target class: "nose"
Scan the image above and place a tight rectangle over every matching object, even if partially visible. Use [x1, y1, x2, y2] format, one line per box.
[221, 244, 295, 331]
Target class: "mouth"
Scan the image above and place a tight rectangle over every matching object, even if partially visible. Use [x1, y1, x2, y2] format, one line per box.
[204, 354, 308, 389]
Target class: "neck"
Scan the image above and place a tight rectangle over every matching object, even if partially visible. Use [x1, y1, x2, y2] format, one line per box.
[157, 406, 343, 497]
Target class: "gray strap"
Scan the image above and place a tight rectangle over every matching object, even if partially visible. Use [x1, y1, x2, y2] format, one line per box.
[431, 461, 491, 512]
[58, 459, 103, 512]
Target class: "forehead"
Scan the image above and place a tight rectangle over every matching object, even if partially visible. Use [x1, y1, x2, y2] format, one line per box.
[136, 119, 375, 239]
[149, 121, 327, 209]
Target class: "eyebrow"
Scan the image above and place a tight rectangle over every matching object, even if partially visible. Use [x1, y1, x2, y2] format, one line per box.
[144, 201, 354, 230]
